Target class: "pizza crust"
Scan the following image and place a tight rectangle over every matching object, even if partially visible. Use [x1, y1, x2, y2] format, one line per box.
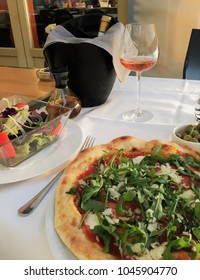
[55, 140, 118, 260]
[54, 136, 200, 260]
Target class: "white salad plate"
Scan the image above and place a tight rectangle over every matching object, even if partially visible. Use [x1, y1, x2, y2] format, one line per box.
[0, 120, 83, 184]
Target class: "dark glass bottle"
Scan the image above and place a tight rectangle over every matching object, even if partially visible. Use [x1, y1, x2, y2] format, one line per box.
[46, 67, 81, 120]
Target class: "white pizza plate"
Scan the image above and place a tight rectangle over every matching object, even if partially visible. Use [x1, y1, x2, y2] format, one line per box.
[45, 189, 77, 259]
[0, 120, 83, 184]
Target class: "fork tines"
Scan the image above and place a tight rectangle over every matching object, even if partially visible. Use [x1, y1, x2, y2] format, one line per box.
[81, 135, 95, 151]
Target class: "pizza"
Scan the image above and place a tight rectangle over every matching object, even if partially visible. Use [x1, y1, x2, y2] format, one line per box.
[54, 136, 200, 260]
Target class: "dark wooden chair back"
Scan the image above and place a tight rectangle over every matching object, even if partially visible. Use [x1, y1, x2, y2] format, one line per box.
[183, 29, 200, 80]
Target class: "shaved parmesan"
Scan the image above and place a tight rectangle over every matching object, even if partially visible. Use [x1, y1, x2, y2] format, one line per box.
[157, 163, 182, 184]
[85, 213, 100, 229]
[132, 156, 145, 164]
[135, 243, 167, 260]
[180, 189, 195, 199]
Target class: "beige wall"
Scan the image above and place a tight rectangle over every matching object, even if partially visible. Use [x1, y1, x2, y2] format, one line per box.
[117, 0, 128, 25]
[134, 0, 200, 78]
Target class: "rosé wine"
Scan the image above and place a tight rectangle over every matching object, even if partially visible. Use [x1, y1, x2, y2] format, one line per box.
[120, 56, 157, 72]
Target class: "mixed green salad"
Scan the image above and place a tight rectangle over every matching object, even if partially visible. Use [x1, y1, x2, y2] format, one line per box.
[0, 97, 61, 166]
[0, 98, 48, 137]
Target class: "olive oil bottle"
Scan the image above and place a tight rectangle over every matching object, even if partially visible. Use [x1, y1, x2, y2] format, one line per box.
[46, 67, 81, 120]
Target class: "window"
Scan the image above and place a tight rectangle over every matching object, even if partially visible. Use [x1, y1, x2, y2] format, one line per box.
[0, 0, 15, 47]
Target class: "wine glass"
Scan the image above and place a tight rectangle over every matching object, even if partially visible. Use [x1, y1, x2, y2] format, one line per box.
[120, 23, 159, 122]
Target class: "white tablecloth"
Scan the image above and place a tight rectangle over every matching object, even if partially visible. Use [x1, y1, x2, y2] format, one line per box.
[0, 76, 200, 260]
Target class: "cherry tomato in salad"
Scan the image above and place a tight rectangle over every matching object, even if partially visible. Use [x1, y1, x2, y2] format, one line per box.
[15, 102, 26, 108]
[0, 131, 9, 145]
[0, 132, 16, 158]
[51, 122, 62, 136]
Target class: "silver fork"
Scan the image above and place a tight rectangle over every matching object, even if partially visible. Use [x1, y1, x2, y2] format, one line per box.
[18, 135, 95, 216]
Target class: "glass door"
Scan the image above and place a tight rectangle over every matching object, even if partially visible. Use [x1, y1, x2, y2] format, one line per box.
[0, 0, 49, 68]
[0, 0, 14, 48]
[0, 0, 27, 67]
[0, 0, 127, 69]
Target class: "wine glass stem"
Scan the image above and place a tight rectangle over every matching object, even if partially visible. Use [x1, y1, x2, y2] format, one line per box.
[136, 71, 143, 116]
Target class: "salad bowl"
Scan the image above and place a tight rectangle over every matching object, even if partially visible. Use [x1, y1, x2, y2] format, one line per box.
[0, 95, 72, 167]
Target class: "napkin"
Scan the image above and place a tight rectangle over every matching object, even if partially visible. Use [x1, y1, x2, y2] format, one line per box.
[43, 22, 130, 83]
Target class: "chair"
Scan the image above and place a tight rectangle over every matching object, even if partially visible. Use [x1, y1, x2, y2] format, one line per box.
[183, 29, 200, 80]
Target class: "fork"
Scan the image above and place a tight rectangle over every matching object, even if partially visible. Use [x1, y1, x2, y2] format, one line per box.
[18, 135, 95, 216]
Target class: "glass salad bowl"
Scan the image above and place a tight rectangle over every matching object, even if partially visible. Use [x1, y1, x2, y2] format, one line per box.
[0, 95, 72, 167]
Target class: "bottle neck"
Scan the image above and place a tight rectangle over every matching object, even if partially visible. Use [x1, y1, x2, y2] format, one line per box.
[51, 67, 70, 89]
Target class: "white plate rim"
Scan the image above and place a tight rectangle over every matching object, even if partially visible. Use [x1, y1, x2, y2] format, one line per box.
[0, 120, 83, 184]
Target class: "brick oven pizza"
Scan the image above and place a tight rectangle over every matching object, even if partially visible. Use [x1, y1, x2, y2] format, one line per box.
[54, 136, 200, 260]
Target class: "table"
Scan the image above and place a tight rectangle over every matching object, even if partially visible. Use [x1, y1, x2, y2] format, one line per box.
[0, 67, 200, 259]
[0, 67, 55, 99]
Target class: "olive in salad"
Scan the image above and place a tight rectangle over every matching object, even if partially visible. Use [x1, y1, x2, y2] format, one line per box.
[176, 124, 200, 143]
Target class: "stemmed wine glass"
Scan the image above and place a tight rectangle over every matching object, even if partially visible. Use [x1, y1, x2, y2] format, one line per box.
[120, 23, 159, 122]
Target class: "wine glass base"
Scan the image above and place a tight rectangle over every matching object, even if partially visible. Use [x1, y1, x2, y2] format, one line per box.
[122, 109, 153, 122]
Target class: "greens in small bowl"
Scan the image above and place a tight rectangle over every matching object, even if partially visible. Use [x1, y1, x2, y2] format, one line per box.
[0, 95, 72, 167]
